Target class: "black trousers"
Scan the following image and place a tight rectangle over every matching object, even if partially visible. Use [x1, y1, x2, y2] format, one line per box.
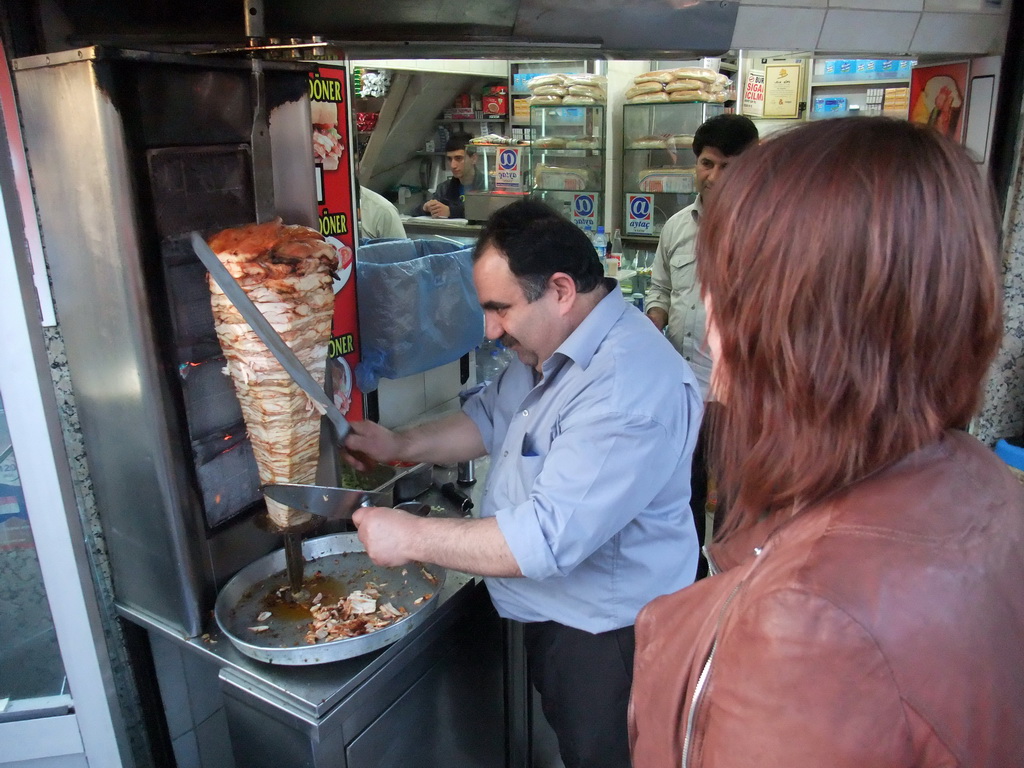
[523, 621, 635, 768]
[690, 401, 723, 580]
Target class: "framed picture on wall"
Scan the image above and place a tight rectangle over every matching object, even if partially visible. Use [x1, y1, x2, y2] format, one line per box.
[763, 63, 802, 119]
[909, 61, 970, 143]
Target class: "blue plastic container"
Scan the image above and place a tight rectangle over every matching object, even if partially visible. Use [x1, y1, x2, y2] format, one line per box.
[994, 438, 1024, 471]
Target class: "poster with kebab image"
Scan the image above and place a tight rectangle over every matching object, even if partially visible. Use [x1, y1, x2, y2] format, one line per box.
[310, 64, 363, 422]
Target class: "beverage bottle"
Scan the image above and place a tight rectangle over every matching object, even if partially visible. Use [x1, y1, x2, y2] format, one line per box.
[608, 228, 623, 277]
[593, 226, 609, 274]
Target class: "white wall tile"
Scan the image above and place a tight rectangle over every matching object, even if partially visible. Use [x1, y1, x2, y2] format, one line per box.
[423, 359, 463, 412]
[732, 7, 827, 50]
[818, 10, 920, 51]
[911, 11, 1010, 53]
[377, 374, 427, 429]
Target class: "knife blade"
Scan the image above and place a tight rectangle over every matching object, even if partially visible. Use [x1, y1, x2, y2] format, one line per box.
[261, 483, 392, 521]
[190, 231, 350, 443]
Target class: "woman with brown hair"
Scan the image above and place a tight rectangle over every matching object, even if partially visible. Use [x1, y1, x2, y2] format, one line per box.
[629, 117, 1024, 768]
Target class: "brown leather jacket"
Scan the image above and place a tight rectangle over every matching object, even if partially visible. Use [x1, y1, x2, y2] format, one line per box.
[629, 430, 1024, 768]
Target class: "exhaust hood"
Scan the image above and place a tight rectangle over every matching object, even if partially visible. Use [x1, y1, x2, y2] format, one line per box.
[42, 0, 738, 58]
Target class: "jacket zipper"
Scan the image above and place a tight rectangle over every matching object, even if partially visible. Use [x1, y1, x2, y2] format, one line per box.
[681, 549, 763, 767]
[703, 544, 719, 576]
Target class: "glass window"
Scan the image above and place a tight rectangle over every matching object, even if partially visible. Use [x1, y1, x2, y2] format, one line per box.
[0, 393, 68, 711]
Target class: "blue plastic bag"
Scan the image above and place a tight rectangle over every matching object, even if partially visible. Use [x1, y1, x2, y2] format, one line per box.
[355, 238, 483, 391]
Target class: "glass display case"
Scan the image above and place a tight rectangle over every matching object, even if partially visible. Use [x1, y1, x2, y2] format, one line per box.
[528, 104, 605, 229]
[621, 101, 723, 238]
[463, 143, 531, 221]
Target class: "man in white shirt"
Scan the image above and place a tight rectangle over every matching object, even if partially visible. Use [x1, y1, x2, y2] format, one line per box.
[644, 113, 758, 575]
[357, 185, 406, 240]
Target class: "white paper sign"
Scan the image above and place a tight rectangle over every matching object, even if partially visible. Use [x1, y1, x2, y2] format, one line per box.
[743, 70, 765, 118]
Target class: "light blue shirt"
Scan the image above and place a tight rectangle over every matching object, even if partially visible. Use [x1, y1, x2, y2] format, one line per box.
[463, 283, 702, 633]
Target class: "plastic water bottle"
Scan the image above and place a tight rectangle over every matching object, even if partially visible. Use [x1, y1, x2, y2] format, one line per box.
[593, 226, 608, 274]
[608, 228, 623, 277]
[475, 338, 514, 384]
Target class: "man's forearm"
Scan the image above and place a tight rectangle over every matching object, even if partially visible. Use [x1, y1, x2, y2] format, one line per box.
[398, 411, 487, 465]
[353, 506, 523, 576]
[407, 516, 522, 577]
[646, 306, 669, 330]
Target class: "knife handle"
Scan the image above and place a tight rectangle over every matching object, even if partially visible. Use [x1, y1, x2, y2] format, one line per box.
[439, 482, 473, 514]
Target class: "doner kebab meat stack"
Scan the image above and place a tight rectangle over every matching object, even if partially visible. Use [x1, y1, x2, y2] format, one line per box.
[206, 219, 339, 529]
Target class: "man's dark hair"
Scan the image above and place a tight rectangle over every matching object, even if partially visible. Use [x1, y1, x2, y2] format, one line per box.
[692, 114, 759, 158]
[473, 198, 604, 301]
[445, 131, 476, 155]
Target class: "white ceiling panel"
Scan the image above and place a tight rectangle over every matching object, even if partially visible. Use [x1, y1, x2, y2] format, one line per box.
[911, 11, 1009, 53]
[923, 0, 1006, 11]
[818, 9, 920, 51]
[738, 0, 828, 7]
[829, 0, 923, 10]
[732, 6, 827, 49]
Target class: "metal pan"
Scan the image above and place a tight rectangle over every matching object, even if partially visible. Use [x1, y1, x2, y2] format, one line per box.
[214, 532, 445, 665]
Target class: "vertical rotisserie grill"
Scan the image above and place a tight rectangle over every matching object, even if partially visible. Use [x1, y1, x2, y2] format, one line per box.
[12, 47, 317, 636]
[12, 47, 507, 765]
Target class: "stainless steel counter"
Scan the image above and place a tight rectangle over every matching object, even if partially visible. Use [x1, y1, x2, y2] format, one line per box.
[400, 216, 483, 243]
[133, 459, 508, 768]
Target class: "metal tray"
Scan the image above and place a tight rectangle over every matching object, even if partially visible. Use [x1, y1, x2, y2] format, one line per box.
[334, 462, 432, 505]
[214, 532, 445, 665]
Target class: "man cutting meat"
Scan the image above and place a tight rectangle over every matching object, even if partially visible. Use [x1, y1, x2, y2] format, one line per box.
[344, 199, 701, 768]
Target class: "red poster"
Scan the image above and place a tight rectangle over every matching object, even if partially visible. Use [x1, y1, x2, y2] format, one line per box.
[909, 61, 970, 143]
[310, 64, 364, 421]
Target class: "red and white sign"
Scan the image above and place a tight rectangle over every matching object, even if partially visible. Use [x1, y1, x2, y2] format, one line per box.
[743, 70, 765, 118]
[571, 194, 596, 230]
[311, 64, 364, 421]
[626, 194, 654, 235]
[495, 147, 522, 191]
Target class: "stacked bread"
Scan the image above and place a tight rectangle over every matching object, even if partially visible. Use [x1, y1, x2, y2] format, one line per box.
[625, 68, 731, 104]
[469, 134, 527, 146]
[526, 73, 608, 106]
[206, 219, 339, 530]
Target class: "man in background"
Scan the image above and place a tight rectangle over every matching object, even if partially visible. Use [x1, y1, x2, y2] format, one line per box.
[645, 113, 758, 576]
[357, 184, 406, 240]
[415, 132, 477, 219]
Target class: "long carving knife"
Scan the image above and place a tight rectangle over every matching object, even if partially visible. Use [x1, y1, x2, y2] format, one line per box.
[190, 230, 350, 443]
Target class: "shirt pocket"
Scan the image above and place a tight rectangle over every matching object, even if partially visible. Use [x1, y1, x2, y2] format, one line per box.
[669, 248, 696, 271]
[513, 454, 545, 500]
